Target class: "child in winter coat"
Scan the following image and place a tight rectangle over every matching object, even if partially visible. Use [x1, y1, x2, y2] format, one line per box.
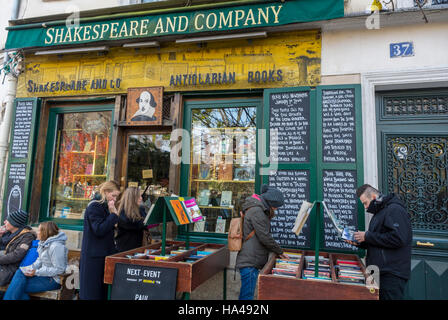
[3, 221, 68, 300]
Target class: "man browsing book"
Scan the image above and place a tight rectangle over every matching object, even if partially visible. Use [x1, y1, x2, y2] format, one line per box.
[345, 184, 412, 300]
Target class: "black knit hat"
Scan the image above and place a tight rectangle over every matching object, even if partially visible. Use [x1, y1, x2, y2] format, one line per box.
[260, 184, 285, 209]
[7, 209, 29, 228]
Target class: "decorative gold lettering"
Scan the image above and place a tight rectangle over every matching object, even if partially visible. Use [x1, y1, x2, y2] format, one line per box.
[154, 18, 165, 34]
[73, 26, 83, 42]
[110, 22, 120, 38]
[234, 10, 245, 27]
[45, 28, 55, 44]
[139, 19, 149, 36]
[83, 25, 92, 41]
[54, 28, 64, 44]
[100, 23, 110, 39]
[129, 20, 139, 37]
[206, 13, 217, 29]
[271, 5, 283, 24]
[258, 7, 269, 24]
[166, 16, 177, 33]
[178, 16, 188, 32]
[63, 28, 73, 43]
[194, 13, 204, 30]
[244, 9, 256, 26]
[218, 11, 233, 29]
[92, 25, 100, 40]
[118, 22, 128, 38]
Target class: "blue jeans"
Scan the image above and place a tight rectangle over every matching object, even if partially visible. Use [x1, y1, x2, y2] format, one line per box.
[239, 267, 259, 300]
[3, 269, 61, 300]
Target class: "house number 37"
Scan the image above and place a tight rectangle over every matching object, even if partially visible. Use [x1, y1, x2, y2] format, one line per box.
[390, 42, 414, 58]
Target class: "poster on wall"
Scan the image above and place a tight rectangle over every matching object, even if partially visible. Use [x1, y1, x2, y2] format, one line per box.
[126, 87, 163, 126]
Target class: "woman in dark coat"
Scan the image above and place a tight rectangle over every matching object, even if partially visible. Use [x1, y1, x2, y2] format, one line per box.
[115, 187, 147, 252]
[79, 181, 120, 300]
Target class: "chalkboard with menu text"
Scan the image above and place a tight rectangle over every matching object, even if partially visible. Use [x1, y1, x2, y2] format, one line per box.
[263, 85, 363, 255]
[269, 90, 311, 163]
[322, 88, 356, 163]
[1, 98, 40, 222]
[322, 169, 358, 252]
[11, 100, 34, 159]
[269, 170, 311, 248]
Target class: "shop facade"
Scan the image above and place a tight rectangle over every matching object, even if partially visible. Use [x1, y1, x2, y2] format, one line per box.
[2, 0, 448, 299]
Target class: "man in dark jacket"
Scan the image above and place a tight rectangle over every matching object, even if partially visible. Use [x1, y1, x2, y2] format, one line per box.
[0, 210, 36, 286]
[351, 184, 412, 300]
[235, 184, 288, 300]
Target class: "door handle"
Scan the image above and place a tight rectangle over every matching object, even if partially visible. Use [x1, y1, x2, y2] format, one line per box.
[416, 241, 434, 247]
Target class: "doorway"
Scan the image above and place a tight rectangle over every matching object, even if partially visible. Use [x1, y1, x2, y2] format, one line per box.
[123, 131, 172, 206]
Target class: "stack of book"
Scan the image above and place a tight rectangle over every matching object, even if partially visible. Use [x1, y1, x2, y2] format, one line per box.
[302, 256, 332, 281]
[271, 255, 301, 278]
[184, 249, 215, 263]
[335, 259, 365, 285]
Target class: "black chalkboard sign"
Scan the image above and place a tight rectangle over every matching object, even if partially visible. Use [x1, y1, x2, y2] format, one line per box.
[269, 91, 310, 163]
[269, 170, 311, 248]
[5, 163, 27, 217]
[322, 170, 358, 252]
[110, 263, 178, 300]
[322, 89, 356, 163]
[11, 100, 34, 159]
[1, 98, 40, 222]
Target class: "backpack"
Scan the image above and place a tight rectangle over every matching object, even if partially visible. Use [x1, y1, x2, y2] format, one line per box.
[227, 211, 255, 252]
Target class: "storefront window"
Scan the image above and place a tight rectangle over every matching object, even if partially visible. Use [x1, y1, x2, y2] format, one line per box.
[188, 107, 256, 234]
[127, 134, 171, 204]
[48, 111, 112, 219]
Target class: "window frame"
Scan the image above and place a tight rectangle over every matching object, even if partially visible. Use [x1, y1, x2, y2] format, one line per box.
[178, 98, 263, 244]
[39, 104, 115, 230]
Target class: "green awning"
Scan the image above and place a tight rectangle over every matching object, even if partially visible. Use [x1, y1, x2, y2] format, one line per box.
[5, 0, 344, 50]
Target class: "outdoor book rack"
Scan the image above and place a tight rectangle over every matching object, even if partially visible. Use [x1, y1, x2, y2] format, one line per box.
[257, 248, 379, 300]
[104, 197, 229, 299]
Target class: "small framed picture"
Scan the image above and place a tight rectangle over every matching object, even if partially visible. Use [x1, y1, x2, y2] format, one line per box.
[126, 87, 163, 126]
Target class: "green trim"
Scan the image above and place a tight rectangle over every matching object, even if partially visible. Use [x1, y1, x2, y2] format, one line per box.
[39, 103, 115, 226]
[261, 85, 364, 256]
[5, 0, 344, 50]
[179, 97, 262, 243]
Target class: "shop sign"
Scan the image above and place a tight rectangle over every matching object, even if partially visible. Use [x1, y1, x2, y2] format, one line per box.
[5, 0, 343, 50]
[17, 30, 321, 97]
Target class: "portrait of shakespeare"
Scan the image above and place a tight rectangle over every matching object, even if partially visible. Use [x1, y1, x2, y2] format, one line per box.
[131, 90, 157, 122]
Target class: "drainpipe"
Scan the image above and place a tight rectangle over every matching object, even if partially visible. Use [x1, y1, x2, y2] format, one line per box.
[0, 0, 21, 215]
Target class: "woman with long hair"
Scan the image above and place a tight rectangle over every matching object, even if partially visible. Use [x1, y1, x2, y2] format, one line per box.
[79, 180, 120, 300]
[115, 187, 147, 252]
[3, 221, 68, 300]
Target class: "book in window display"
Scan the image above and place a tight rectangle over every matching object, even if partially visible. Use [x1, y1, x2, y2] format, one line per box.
[233, 166, 254, 181]
[217, 163, 233, 181]
[215, 217, 226, 233]
[198, 189, 210, 206]
[199, 163, 211, 180]
[220, 191, 232, 207]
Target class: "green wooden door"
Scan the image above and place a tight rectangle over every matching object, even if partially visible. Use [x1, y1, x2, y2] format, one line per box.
[377, 89, 448, 300]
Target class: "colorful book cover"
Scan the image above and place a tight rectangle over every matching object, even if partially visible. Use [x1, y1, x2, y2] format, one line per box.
[169, 199, 191, 225]
[183, 198, 203, 222]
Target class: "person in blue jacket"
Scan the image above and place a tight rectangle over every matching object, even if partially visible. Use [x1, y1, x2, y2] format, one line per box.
[347, 184, 412, 300]
[79, 180, 120, 300]
[3, 221, 68, 300]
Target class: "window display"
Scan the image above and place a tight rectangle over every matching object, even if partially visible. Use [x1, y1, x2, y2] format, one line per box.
[188, 107, 256, 233]
[49, 111, 112, 219]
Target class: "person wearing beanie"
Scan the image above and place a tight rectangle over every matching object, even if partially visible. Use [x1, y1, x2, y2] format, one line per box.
[0, 210, 36, 286]
[235, 184, 289, 300]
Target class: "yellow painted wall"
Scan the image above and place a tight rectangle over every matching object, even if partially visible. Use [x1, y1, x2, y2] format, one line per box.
[18, 30, 321, 97]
